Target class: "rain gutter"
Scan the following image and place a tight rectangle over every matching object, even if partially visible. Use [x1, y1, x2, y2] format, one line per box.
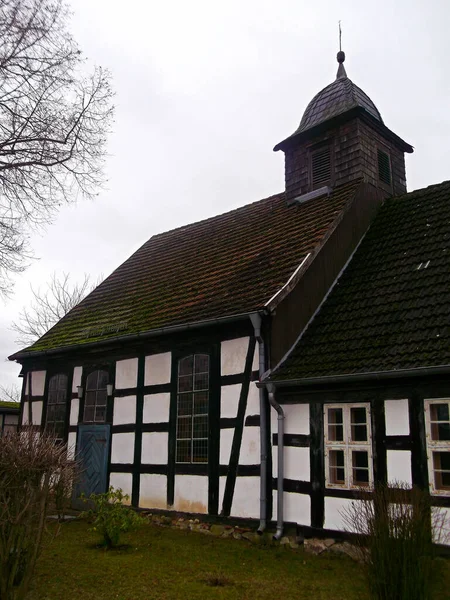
[267, 382, 284, 540]
[9, 312, 254, 361]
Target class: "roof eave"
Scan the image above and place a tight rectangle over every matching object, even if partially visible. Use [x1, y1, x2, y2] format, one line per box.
[9, 310, 263, 362]
[273, 107, 413, 154]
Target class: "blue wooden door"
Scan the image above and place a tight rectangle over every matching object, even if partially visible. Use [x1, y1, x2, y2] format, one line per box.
[73, 424, 110, 508]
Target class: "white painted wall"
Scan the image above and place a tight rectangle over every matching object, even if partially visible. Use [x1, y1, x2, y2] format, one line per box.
[218, 476, 226, 512]
[284, 404, 310, 435]
[72, 367, 83, 392]
[387, 450, 412, 486]
[115, 358, 138, 389]
[246, 382, 260, 416]
[276, 446, 310, 481]
[113, 396, 136, 425]
[251, 344, 259, 372]
[239, 427, 260, 465]
[141, 432, 168, 464]
[173, 475, 208, 513]
[273, 491, 311, 526]
[143, 393, 170, 423]
[140, 474, 167, 509]
[220, 384, 241, 418]
[69, 398, 79, 426]
[31, 371, 46, 396]
[67, 431, 77, 460]
[385, 399, 410, 436]
[433, 506, 450, 546]
[231, 477, 259, 518]
[220, 429, 233, 465]
[144, 352, 171, 386]
[324, 496, 362, 532]
[109, 473, 133, 504]
[32, 401, 43, 426]
[21, 402, 30, 425]
[111, 432, 135, 464]
[221, 337, 249, 376]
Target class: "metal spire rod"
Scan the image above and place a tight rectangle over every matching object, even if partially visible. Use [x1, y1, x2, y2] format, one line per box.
[339, 21, 342, 52]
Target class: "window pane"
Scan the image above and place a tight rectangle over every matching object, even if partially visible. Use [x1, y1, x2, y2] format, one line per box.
[351, 407, 368, 442]
[352, 451, 369, 487]
[96, 391, 107, 407]
[178, 375, 193, 393]
[194, 372, 208, 391]
[97, 370, 108, 390]
[86, 371, 98, 390]
[179, 356, 194, 376]
[430, 403, 449, 422]
[430, 403, 450, 441]
[85, 391, 96, 406]
[46, 405, 55, 422]
[176, 440, 191, 463]
[193, 415, 208, 439]
[83, 405, 95, 422]
[4, 415, 18, 426]
[194, 392, 208, 415]
[329, 450, 345, 484]
[49, 376, 58, 391]
[195, 354, 209, 374]
[328, 408, 343, 442]
[177, 416, 192, 440]
[177, 393, 193, 416]
[94, 406, 106, 422]
[433, 452, 450, 490]
[192, 439, 208, 463]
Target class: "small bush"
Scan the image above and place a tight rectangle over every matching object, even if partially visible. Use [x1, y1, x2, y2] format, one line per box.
[342, 482, 448, 600]
[81, 486, 143, 549]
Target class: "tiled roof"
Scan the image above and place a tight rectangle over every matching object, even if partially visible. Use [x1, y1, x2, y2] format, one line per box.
[296, 76, 382, 135]
[14, 180, 361, 355]
[271, 180, 450, 381]
[0, 401, 19, 411]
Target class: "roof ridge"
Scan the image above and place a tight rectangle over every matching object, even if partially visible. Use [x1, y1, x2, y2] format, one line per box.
[387, 179, 450, 203]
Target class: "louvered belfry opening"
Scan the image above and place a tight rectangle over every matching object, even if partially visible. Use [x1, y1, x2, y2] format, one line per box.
[377, 148, 392, 186]
[311, 145, 332, 189]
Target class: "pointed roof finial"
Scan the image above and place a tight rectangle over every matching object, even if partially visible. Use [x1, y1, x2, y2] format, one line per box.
[336, 21, 347, 79]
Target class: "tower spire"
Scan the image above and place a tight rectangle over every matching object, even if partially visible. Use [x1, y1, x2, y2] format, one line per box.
[336, 21, 347, 79]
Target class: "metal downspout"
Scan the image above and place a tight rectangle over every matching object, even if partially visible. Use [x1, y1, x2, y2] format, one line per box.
[250, 313, 268, 535]
[267, 382, 284, 540]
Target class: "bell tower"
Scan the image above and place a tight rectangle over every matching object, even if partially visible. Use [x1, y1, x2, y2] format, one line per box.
[274, 51, 413, 204]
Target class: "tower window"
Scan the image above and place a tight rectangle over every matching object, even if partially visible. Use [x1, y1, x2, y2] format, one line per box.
[311, 145, 331, 188]
[378, 149, 391, 186]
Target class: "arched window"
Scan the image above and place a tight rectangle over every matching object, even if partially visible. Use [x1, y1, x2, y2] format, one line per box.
[176, 354, 209, 464]
[83, 369, 108, 423]
[46, 373, 68, 441]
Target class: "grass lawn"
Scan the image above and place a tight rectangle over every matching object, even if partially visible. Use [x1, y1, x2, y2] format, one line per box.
[28, 520, 449, 600]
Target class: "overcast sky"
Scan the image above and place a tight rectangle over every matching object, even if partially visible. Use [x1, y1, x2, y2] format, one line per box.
[1, 0, 449, 391]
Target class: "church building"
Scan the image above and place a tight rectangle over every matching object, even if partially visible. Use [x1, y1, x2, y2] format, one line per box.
[9, 51, 450, 541]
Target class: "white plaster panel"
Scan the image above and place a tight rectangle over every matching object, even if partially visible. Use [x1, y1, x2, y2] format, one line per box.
[32, 401, 43, 426]
[72, 367, 83, 392]
[230, 477, 259, 518]
[246, 383, 260, 416]
[115, 358, 138, 389]
[283, 446, 310, 482]
[324, 496, 363, 532]
[173, 475, 208, 513]
[273, 491, 311, 526]
[113, 395, 136, 425]
[284, 404, 310, 435]
[109, 473, 133, 504]
[220, 428, 234, 465]
[387, 450, 412, 486]
[239, 427, 260, 465]
[251, 344, 259, 372]
[69, 398, 79, 426]
[21, 402, 30, 425]
[143, 393, 170, 423]
[433, 507, 450, 546]
[142, 432, 168, 464]
[220, 384, 241, 418]
[140, 474, 167, 509]
[144, 352, 171, 386]
[384, 399, 410, 436]
[111, 432, 135, 464]
[67, 432, 77, 460]
[31, 371, 46, 396]
[221, 337, 249, 376]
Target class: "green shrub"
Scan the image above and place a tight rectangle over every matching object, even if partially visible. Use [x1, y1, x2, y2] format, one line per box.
[343, 482, 448, 600]
[81, 486, 143, 549]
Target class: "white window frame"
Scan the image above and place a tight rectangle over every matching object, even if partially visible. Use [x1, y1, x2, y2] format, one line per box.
[424, 398, 450, 496]
[324, 403, 373, 490]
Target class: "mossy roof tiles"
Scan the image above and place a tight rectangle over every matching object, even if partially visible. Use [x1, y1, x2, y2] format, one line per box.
[271, 180, 450, 380]
[16, 180, 361, 356]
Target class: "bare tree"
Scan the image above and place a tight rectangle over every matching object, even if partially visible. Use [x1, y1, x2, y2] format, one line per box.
[12, 271, 98, 346]
[0, 383, 20, 403]
[0, 0, 114, 295]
